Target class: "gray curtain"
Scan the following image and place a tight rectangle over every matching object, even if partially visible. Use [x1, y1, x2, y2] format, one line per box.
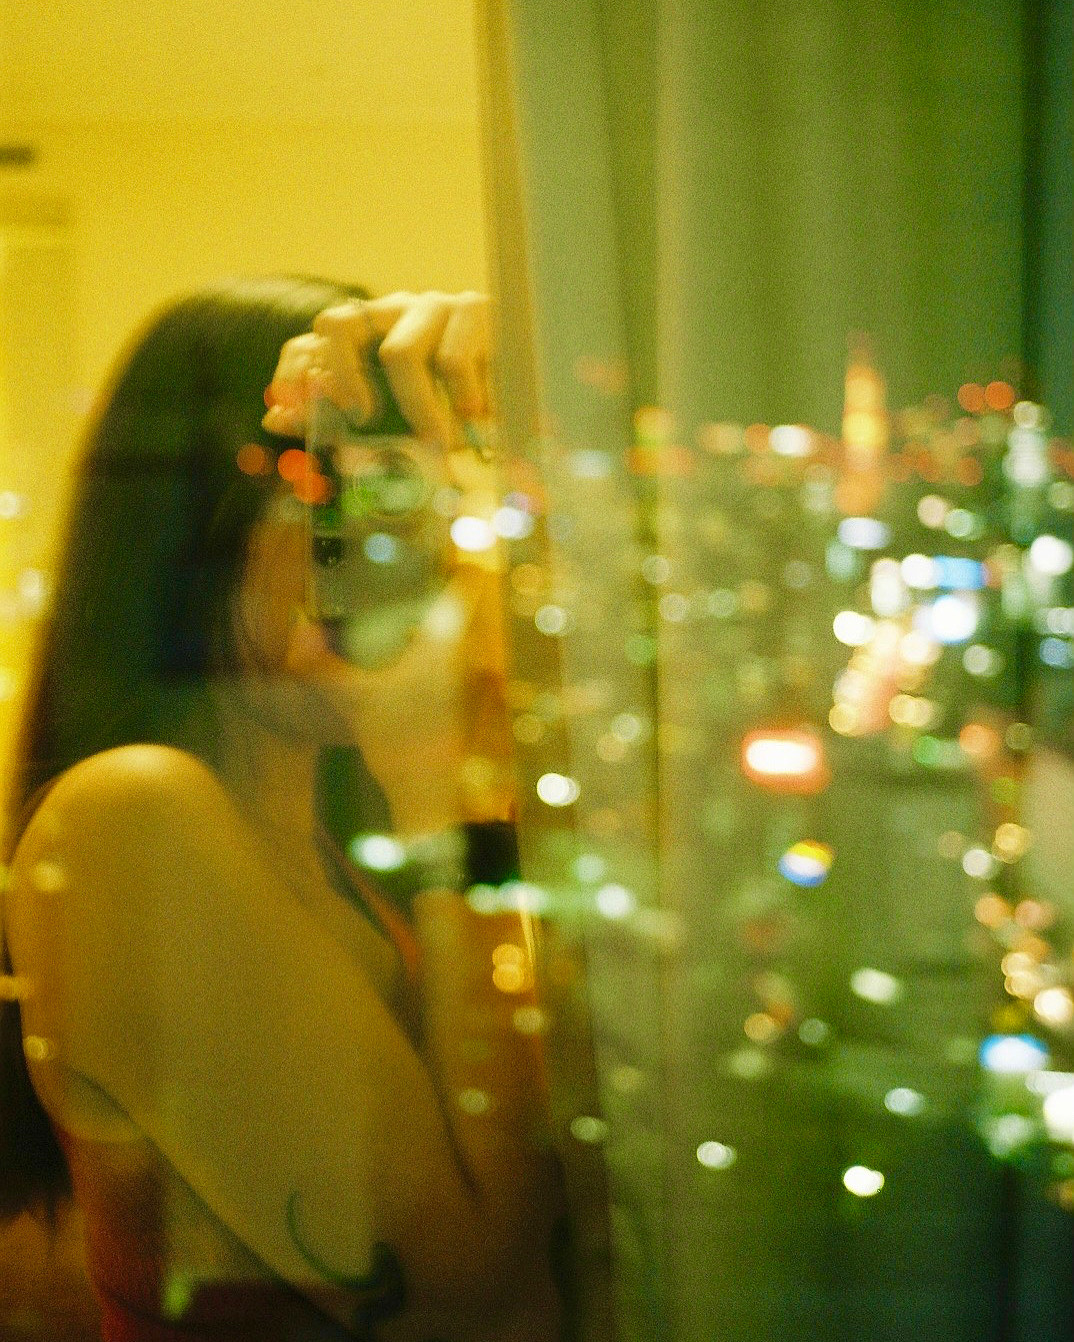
[479, 4, 1073, 1340]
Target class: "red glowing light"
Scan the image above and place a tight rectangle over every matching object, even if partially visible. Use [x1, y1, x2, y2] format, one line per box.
[741, 729, 830, 795]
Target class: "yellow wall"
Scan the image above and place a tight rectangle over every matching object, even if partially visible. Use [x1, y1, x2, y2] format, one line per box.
[0, 42, 488, 1335]
[4, 114, 488, 397]
[0, 106, 488, 811]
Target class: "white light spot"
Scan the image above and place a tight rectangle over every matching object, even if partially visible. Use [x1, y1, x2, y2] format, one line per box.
[843, 1165, 885, 1197]
[987, 1113, 1038, 1156]
[850, 968, 903, 1005]
[1013, 400, 1044, 429]
[458, 1088, 492, 1115]
[870, 559, 908, 616]
[901, 553, 938, 588]
[1034, 987, 1074, 1028]
[961, 846, 997, 879]
[832, 610, 876, 647]
[708, 588, 738, 617]
[570, 1115, 609, 1144]
[536, 773, 580, 806]
[884, 1087, 925, 1117]
[534, 604, 569, 635]
[944, 508, 976, 539]
[837, 517, 891, 550]
[450, 516, 497, 552]
[641, 554, 671, 585]
[414, 595, 461, 648]
[23, 1036, 55, 1063]
[569, 449, 613, 479]
[917, 495, 949, 528]
[727, 1048, 773, 1081]
[0, 491, 23, 519]
[499, 881, 549, 914]
[964, 644, 1002, 676]
[351, 834, 407, 871]
[697, 1141, 737, 1169]
[595, 883, 636, 920]
[31, 859, 66, 893]
[658, 592, 689, 622]
[798, 1018, 830, 1046]
[512, 1006, 548, 1035]
[611, 713, 644, 743]
[920, 592, 979, 644]
[17, 569, 47, 612]
[770, 425, 813, 457]
[1029, 535, 1074, 577]
[1004, 431, 1050, 486]
[979, 1034, 1049, 1074]
[573, 853, 606, 883]
[492, 505, 534, 540]
[743, 735, 822, 778]
[465, 884, 500, 914]
[1043, 1085, 1074, 1143]
[900, 630, 942, 667]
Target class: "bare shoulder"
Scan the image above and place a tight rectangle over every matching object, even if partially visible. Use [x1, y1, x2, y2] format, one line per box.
[32, 743, 224, 819]
[15, 745, 236, 868]
[9, 744, 253, 982]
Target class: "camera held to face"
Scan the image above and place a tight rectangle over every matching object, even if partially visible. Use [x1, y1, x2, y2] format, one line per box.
[306, 400, 454, 668]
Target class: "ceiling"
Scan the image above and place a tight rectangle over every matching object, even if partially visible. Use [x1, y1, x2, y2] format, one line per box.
[0, 0, 481, 121]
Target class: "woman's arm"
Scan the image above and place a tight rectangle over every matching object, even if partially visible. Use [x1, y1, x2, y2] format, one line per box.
[6, 744, 555, 1334]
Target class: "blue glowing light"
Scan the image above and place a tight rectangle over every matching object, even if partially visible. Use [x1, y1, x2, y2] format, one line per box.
[933, 556, 987, 590]
[777, 841, 834, 887]
[1040, 637, 1074, 669]
[979, 1034, 1050, 1075]
[363, 532, 400, 564]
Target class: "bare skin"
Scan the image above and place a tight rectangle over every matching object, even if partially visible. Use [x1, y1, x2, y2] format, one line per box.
[7, 292, 563, 1339]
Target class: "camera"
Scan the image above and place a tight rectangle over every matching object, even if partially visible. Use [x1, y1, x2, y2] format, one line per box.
[305, 400, 453, 667]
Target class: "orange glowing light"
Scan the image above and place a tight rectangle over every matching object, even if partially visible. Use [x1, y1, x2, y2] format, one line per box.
[633, 405, 675, 443]
[956, 457, 984, 486]
[1015, 899, 1055, 931]
[741, 729, 829, 794]
[236, 443, 270, 476]
[959, 722, 1001, 761]
[292, 472, 332, 506]
[626, 444, 693, 477]
[277, 447, 310, 483]
[985, 381, 1016, 412]
[744, 423, 771, 453]
[957, 383, 986, 413]
[975, 894, 1011, 928]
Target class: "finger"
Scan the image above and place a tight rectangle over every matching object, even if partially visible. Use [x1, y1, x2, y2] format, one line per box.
[376, 293, 456, 444]
[262, 333, 330, 437]
[434, 293, 492, 421]
[311, 302, 379, 422]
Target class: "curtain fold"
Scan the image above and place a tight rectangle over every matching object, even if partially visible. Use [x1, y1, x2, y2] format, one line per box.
[479, 4, 1073, 1339]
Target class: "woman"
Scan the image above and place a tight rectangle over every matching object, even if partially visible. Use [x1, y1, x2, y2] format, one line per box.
[0, 277, 562, 1341]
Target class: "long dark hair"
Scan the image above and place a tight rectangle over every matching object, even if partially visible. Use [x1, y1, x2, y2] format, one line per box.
[0, 275, 393, 1218]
